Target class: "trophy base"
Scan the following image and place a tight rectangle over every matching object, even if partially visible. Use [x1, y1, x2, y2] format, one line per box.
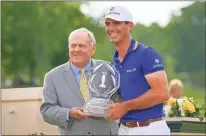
[83, 98, 114, 117]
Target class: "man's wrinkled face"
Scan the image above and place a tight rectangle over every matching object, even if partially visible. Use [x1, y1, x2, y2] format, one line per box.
[105, 18, 133, 44]
[69, 32, 96, 67]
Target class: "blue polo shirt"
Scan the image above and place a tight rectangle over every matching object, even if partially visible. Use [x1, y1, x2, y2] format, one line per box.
[112, 38, 165, 123]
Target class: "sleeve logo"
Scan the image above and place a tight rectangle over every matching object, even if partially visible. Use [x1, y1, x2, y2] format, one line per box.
[155, 59, 159, 63]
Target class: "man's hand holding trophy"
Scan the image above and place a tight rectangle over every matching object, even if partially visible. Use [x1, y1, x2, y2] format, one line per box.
[83, 62, 120, 117]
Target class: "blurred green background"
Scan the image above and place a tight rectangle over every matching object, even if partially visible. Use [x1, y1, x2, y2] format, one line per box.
[1, 1, 205, 105]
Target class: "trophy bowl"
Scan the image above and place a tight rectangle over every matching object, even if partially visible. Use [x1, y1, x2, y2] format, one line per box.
[83, 62, 120, 117]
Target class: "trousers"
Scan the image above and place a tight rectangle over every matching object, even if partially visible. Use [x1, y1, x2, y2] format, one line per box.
[118, 120, 171, 135]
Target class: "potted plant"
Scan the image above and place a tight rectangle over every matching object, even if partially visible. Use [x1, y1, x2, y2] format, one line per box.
[164, 96, 205, 133]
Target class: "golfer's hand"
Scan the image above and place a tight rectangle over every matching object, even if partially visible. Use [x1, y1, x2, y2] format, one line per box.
[105, 103, 128, 120]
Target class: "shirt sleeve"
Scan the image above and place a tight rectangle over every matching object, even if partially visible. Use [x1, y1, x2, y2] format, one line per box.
[141, 47, 164, 75]
[66, 109, 70, 121]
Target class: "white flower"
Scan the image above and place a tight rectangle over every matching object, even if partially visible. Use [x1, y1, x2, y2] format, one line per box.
[181, 110, 185, 116]
[164, 105, 172, 116]
[177, 98, 183, 108]
[189, 97, 194, 103]
[177, 98, 185, 116]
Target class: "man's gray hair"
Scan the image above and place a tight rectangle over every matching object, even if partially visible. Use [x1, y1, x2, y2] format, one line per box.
[68, 27, 96, 46]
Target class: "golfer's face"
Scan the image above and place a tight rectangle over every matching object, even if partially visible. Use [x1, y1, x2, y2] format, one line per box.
[105, 18, 129, 44]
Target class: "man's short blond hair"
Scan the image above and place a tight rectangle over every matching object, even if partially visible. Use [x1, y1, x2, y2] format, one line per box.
[169, 79, 183, 89]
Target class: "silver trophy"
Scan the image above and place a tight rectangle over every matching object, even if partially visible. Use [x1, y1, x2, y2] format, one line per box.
[83, 62, 120, 117]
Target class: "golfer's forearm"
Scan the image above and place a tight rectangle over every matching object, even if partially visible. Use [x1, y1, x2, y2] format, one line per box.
[122, 88, 169, 111]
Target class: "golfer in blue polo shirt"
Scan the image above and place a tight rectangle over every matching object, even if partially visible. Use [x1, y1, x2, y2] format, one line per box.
[102, 6, 171, 135]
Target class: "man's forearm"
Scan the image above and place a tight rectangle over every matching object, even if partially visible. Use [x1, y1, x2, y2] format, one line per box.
[122, 88, 169, 111]
[40, 104, 71, 128]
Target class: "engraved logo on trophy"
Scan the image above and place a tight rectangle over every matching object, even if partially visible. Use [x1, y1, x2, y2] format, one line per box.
[83, 62, 120, 117]
[99, 72, 107, 88]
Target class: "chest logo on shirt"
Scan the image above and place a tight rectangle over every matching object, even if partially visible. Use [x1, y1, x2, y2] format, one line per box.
[127, 68, 137, 73]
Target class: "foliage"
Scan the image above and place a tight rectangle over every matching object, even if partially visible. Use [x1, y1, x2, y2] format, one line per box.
[166, 2, 205, 72]
[164, 96, 205, 121]
[183, 83, 205, 105]
[1, 1, 87, 86]
[1, 1, 205, 93]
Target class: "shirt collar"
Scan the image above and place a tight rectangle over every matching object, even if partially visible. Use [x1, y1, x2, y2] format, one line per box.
[112, 38, 137, 61]
[70, 59, 92, 75]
